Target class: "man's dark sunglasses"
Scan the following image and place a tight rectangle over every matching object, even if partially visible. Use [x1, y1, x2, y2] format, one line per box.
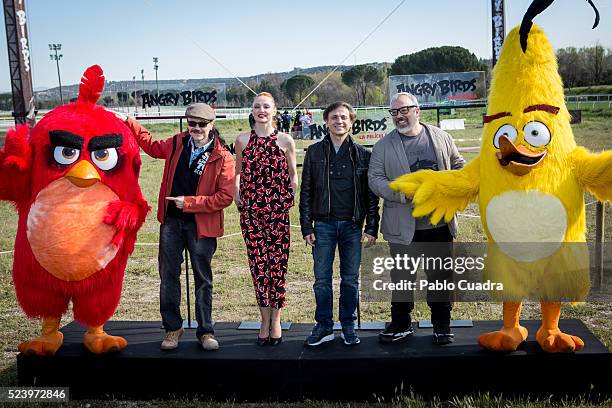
[187, 120, 211, 128]
[388, 105, 417, 116]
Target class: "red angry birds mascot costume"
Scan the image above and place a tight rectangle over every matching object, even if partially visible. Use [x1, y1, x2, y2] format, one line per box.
[0, 65, 149, 355]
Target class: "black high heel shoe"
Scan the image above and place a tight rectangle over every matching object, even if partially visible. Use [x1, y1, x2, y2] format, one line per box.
[269, 324, 282, 346]
[257, 335, 270, 346]
[269, 318, 283, 345]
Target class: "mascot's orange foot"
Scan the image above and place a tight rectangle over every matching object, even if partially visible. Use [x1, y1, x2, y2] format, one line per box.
[536, 327, 584, 353]
[83, 330, 128, 354]
[18, 331, 64, 356]
[478, 326, 528, 352]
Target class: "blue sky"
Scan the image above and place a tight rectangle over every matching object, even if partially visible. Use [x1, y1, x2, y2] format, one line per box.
[0, 0, 610, 92]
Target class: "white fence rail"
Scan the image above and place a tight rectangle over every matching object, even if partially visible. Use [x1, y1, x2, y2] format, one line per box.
[1, 94, 611, 130]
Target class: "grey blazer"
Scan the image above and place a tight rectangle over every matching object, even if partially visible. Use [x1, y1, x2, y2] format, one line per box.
[367, 123, 465, 244]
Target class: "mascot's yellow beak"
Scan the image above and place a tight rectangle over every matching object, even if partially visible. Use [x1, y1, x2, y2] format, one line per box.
[496, 135, 547, 176]
[65, 160, 101, 187]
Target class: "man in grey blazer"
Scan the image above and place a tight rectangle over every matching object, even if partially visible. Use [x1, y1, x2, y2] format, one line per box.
[368, 92, 465, 345]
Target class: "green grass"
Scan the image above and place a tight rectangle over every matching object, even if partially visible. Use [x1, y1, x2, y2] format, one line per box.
[0, 112, 611, 406]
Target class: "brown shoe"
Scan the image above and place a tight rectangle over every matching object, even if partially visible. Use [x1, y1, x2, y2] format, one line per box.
[161, 328, 184, 350]
[200, 334, 219, 351]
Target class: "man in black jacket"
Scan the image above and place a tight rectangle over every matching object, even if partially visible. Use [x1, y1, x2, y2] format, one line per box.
[300, 101, 380, 347]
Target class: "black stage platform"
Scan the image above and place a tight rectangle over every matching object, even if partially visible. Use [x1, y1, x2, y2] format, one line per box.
[17, 320, 611, 401]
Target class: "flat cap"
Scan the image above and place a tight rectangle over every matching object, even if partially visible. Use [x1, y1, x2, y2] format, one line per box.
[185, 103, 215, 121]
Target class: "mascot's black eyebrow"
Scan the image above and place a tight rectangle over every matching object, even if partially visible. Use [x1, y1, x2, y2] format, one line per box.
[49, 130, 84, 149]
[88, 134, 123, 151]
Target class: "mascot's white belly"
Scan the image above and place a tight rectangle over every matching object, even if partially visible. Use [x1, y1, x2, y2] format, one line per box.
[485, 190, 567, 262]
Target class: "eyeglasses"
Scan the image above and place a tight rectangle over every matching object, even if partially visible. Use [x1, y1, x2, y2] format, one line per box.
[388, 105, 417, 116]
[187, 120, 211, 128]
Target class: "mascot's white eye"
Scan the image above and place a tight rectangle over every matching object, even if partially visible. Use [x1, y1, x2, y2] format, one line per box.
[53, 146, 80, 165]
[91, 148, 118, 170]
[523, 121, 551, 147]
[493, 124, 518, 149]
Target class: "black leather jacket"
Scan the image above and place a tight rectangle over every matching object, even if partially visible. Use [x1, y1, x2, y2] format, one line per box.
[299, 135, 380, 238]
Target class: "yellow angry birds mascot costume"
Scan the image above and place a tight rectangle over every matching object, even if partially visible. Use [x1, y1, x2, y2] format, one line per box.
[390, 0, 609, 353]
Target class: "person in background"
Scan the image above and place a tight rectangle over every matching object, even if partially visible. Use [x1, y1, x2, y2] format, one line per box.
[249, 112, 256, 130]
[300, 110, 313, 139]
[305, 108, 313, 120]
[274, 111, 283, 130]
[281, 110, 292, 133]
[292, 110, 302, 137]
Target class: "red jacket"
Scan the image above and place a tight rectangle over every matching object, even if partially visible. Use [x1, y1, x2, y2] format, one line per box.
[126, 117, 235, 238]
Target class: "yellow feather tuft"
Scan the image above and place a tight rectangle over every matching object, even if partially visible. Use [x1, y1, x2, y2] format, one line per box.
[572, 146, 612, 202]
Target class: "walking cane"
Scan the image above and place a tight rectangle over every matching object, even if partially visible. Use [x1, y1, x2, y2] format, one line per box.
[184, 248, 192, 329]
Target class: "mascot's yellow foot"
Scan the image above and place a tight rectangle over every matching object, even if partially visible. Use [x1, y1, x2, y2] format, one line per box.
[18, 317, 64, 356]
[479, 302, 527, 352]
[83, 326, 128, 354]
[18, 332, 64, 356]
[536, 327, 584, 353]
[478, 326, 528, 352]
[536, 301, 584, 353]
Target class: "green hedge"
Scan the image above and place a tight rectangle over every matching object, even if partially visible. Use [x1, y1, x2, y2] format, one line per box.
[565, 85, 612, 95]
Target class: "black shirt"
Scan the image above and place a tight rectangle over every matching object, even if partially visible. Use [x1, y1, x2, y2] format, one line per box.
[328, 138, 354, 221]
[167, 136, 213, 221]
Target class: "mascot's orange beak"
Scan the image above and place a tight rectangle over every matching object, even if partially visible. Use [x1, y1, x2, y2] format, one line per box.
[65, 160, 101, 187]
[496, 135, 547, 176]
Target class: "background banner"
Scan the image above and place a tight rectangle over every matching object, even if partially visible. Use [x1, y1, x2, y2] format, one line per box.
[389, 71, 486, 106]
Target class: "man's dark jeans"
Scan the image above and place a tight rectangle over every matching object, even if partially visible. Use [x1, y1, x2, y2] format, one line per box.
[312, 220, 362, 330]
[389, 225, 454, 328]
[159, 215, 217, 339]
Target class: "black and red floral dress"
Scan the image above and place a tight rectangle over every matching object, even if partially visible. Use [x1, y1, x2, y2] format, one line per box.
[239, 129, 294, 309]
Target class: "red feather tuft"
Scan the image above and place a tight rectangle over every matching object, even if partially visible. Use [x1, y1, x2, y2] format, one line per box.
[77, 65, 105, 106]
[0, 125, 32, 202]
[2, 125, 31, 171]
[103, 197, 150, 254]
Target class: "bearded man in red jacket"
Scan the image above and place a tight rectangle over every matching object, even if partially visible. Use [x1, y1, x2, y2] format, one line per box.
[125, 103, 235, 351]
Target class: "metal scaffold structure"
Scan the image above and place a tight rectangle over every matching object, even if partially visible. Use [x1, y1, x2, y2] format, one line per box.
[3, 0, 33, 124]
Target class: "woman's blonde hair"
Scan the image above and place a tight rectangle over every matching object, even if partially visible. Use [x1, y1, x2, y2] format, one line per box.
[254, 92, 276, 106]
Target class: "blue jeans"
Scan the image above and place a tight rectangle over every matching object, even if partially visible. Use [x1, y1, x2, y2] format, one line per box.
[312, 220, 362, 330]
[159, 216, 217, 339]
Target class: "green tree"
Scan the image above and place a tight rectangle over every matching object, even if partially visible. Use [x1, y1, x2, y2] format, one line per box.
[557, 47, 586, 90]
[584, 44, 607, 85]
[366, 87, 385, 105]
[281, 75, 314, 105]
[605, 50, 612, 84]
[227, 86, 250, 107]
[390, 46, 485, 75]
[257, 79, 281, 102]
[308, 71, 354, 106]
[341, 64, 384, 106]
[0, 92, 12, 111]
